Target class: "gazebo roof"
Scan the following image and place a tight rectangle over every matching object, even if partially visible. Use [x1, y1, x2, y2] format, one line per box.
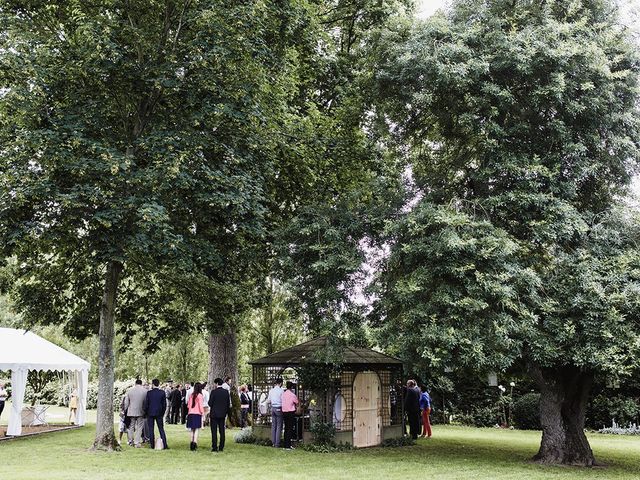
[249, 336, 402, 367]
[0, 327, 90, 372]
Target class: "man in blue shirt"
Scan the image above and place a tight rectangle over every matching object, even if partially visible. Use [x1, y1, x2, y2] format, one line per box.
[266, 378, 285, 447]
[419, 385, 432, 438]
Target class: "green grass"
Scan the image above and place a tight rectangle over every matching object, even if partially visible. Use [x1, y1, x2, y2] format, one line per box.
[3, 414, 640, 479]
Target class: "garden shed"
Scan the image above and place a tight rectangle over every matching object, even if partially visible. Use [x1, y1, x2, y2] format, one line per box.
[250, 336, 404, 447]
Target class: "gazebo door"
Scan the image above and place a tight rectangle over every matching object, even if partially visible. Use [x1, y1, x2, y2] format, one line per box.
[352, 372, 381, 447]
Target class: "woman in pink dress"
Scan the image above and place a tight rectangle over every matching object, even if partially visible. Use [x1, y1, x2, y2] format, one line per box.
[186, 382, 204, 450]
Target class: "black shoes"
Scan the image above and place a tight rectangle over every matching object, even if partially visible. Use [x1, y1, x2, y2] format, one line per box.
[211, 447, 218, 452]
[190, 441, 198, 451]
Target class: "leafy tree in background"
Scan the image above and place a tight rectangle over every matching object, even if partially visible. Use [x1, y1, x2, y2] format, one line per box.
[374, 0, 640, 466]
[0, 0, 293, 449]
[272, 0, 411, 337]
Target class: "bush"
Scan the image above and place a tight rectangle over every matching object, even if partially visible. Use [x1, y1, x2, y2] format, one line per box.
[512, 393, 541, 430]
[587, 395, 640, 430]
[297, 442, 353, 453]
[234, 427, 257, 444]
[308, 421, 336, 446]
[455, 406, 501, 428]
[381, 436, 415, 447]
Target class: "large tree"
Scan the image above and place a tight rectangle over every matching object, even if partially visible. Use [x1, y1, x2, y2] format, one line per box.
[374, 0, 640, 466]
[0, 0, 293, 449]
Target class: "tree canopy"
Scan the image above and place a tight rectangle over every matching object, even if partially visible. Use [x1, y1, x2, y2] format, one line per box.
[373, 0, 640, 466]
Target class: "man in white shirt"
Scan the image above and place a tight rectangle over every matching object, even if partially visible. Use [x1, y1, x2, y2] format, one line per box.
[222, 376, 233, 408]
[266, 377, 284, 448]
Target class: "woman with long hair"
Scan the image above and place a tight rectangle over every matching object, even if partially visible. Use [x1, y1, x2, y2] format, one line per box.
[186, 382, 204, 450]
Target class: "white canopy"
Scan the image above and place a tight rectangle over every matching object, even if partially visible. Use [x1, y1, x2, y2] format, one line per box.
[0, 328, 90, 436]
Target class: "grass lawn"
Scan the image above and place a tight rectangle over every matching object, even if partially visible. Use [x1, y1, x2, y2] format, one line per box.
[2, 411, 640, 480]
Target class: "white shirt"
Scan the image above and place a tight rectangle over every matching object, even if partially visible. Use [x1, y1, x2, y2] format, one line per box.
[267, 385, 284, 408]
[185, 386, 194, 405]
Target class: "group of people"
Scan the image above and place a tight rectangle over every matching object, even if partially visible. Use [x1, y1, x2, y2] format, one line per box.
[265, 377, 299, 449]
[119, 376, 246, 452]
[404, 379, 432, 440]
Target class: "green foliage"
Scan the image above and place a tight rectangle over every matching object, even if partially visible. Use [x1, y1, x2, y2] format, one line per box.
[308, 421, 337, 446]
[457, 406, 502, 428]
[380, 436, 415, 447]
[233, 427, 257, 444]
[297, 441, 353, 453]
[374, 0, 640, 389]
[512, 393, 542, 431]
[373, 0, 640, 462]
[587, 395, 640, 430]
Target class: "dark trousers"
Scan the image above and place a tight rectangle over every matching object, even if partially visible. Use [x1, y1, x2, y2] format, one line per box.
[283, 411, 296, 448]
[181, 403, 188, 424]
[147, 415, 168, 449]
[408, 410, 420, 439]
[170, 404, 181, 424]
[0, 401, 4, 419]
[210, 416, 226, 451]
[240, 408, 249, 428]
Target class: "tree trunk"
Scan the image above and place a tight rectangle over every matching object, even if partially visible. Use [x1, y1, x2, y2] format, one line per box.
[530, 366, 595, 466]
[92, 260, 123, 451]
[208, 329, 241, 426]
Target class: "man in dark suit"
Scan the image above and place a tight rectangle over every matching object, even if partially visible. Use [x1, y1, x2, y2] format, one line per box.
[170, 385, 182, 424]
[404, 379, 421, 440]
[208, 377, 231, 452]
[146, 378, 168, 449]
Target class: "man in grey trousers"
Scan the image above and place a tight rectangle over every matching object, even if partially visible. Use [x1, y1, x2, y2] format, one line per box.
[124, 379, 147, 448]
[266, 377, 284, 448]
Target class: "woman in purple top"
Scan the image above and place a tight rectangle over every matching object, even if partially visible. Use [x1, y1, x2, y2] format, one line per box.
[419, 385, 432, 438]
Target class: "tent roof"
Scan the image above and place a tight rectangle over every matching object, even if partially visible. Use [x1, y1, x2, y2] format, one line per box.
[249, 336, 402, 367]
[0, 328, 90, 372]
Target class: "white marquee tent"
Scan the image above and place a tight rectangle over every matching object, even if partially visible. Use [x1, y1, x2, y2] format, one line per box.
[0, 327, 90, 436]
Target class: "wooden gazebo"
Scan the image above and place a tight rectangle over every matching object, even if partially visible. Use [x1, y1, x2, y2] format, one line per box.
[249, 336, 404, 447]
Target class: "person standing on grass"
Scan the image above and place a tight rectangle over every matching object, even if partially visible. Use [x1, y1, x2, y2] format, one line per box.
[419, 385, 432, 438]
[239, 384, 251, 428]
[222, 376, 233, 408]
[0, 382, 7, 421]
[181, 383, 190, 424]
[164, 382, 173, 424]
[125, 379, 147, 448]
[68, 389, 78, 424]
[201, 382, 210, 428]
[187, 382, 204, 451]
[282, 381, 299, 450]
[146, 378, 169, 450]
[266, 377, 285, 447]
[119, 394, 132, 445]
[404, 379, 420, 440]
[208, 378, 231, 452]
[170, 385, 182, 424]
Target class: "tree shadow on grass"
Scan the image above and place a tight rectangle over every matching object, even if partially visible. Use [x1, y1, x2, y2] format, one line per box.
[356, 434, 640, 479]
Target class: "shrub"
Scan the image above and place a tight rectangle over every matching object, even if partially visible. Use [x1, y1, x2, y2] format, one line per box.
[381, 436, 415, 447]
[234, 427, 257, 444]
[454, 406, 500, 428]
[512, 393, 541, 430]
[308, 421, 336, 446]
[297, 442, 353, 453]
[587, 395, 640, 430]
